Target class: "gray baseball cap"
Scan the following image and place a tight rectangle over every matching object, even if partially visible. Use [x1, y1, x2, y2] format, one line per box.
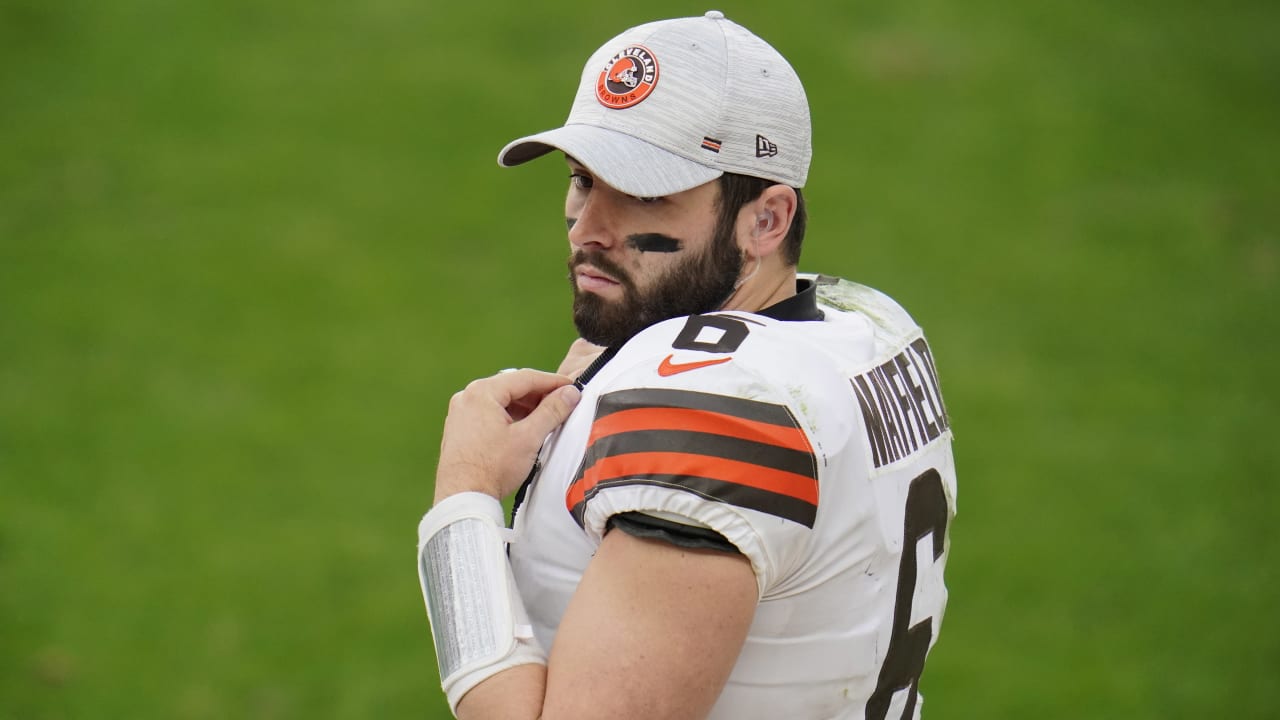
[498, 11, 811, 198]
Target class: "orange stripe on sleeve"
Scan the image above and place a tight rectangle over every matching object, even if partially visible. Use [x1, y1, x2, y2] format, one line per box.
[566, 451, 819, 511]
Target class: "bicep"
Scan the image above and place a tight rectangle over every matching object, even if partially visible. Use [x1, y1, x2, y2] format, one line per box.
[543, 528, 757, 720]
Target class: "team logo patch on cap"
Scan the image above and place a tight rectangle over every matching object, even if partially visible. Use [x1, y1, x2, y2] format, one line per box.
[596, 45, 659, 109]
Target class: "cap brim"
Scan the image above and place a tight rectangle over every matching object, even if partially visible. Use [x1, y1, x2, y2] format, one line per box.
[498, 124, 722, 198]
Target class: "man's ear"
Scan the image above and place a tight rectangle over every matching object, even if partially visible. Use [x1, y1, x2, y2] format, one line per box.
[741, 185, 798, 260]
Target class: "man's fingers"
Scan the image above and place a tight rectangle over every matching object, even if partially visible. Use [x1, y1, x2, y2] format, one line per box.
[488, 368, 575, 407]
[518, 384, 582, 440]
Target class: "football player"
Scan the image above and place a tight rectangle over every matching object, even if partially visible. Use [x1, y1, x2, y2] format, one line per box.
[417, 12, 958, 720]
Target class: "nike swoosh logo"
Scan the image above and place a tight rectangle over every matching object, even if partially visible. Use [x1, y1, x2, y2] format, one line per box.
[657, 354, 732, 377]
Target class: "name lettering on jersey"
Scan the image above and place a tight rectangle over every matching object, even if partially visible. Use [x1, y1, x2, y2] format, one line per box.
[850, 338, 950, 469]
[567, 388, 820, 528]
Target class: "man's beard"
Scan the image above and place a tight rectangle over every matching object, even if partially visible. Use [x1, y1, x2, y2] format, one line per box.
[568, 219, 743, 347]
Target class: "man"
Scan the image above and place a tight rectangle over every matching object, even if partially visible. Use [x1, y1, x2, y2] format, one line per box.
[417, 11, 957, 720]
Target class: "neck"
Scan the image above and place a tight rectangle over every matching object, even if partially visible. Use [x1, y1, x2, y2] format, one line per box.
[719, 264, 797, 313]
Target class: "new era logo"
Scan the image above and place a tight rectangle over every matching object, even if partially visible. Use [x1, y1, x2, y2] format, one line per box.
[755, 135, 778, 158]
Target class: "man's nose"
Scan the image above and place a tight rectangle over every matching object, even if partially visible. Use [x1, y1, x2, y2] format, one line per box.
[568, 194, 619, 252]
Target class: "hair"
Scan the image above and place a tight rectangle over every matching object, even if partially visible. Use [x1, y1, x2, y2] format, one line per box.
[715, 172, 807, 266]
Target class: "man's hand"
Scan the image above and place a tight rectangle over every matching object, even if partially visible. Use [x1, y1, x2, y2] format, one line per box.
[557, 338, 607, 378]
[435, 369, 581, 503]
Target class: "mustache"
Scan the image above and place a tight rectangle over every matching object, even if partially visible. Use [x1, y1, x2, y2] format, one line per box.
[568, 250, 634, 288]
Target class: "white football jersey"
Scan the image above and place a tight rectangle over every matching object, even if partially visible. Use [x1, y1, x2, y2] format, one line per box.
[509, 275, 958, 720]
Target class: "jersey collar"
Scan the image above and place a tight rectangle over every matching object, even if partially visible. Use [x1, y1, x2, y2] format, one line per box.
[756, 278, 824, 322]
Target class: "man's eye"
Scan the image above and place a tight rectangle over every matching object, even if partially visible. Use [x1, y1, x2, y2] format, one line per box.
[569, 173, 593, 190]
[636, 196, 660, 204]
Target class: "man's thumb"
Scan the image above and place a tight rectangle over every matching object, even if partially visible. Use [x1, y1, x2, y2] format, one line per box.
[522, 383, 582, 437]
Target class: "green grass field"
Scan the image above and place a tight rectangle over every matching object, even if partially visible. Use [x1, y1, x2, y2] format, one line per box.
[2, 0, 1277, 717]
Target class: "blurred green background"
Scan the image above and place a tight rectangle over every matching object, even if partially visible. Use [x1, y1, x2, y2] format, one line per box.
[2, 0, 1276, 717]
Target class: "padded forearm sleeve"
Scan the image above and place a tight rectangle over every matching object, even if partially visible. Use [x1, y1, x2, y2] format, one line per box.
[417, 492, 547, 713]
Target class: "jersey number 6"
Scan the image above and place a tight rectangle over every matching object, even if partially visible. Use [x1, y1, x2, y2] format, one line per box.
[671, 314, 752, 354]
[866, 469, 949, 720]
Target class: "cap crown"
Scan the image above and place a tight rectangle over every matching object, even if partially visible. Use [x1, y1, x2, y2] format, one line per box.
[564, 13, 811, 188]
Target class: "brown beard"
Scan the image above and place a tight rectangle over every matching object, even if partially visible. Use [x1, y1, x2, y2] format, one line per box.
[567, 218, 743, 347]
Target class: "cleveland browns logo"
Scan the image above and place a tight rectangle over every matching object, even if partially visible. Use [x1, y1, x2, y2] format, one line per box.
[596, 45, 659, 109]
